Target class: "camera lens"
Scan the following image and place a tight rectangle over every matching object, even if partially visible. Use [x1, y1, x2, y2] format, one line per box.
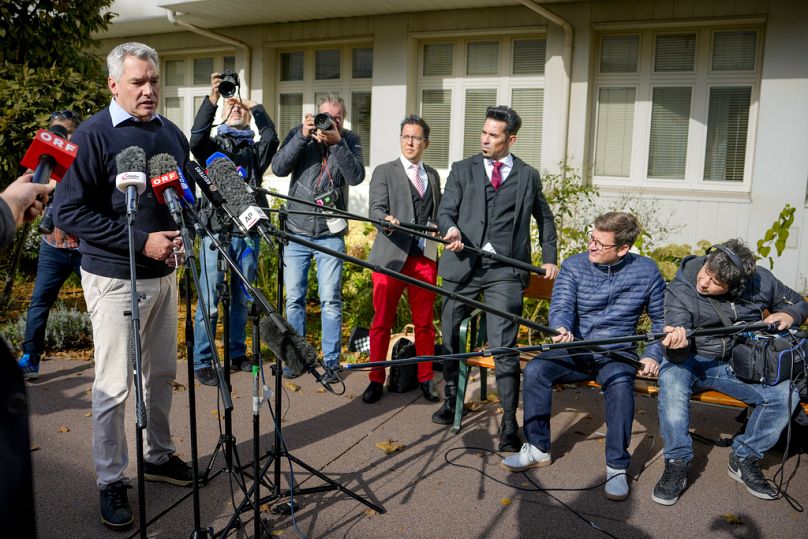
[314, 113, 334, 131]
[219, 70, 239, 98]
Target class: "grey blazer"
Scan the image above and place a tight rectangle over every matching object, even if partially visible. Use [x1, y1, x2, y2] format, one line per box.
[367, 159, 441, 272]
[437, 153, 557, 287]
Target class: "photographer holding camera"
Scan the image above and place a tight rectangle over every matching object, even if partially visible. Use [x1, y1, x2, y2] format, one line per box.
[190, 70, 279, 386]
[17, 111, 82, 380]
[271, 94, 365, 383]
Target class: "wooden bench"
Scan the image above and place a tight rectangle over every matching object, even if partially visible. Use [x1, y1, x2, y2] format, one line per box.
[450, 274, 808, 434]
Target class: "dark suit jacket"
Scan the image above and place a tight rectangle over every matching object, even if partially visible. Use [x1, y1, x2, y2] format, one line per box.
[437, 153, 557, 287]
[367, 158, 441, 272]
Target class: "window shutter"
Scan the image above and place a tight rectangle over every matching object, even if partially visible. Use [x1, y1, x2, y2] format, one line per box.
[165, 60, 184, 87]
[467, 41, 499, 76]
[703, 87, 751, 182]
[193, 57, 213, 85]
[512, 39, 546, 75]
[280, 52, 304, 82]
[511, 88, 543, 168]
[648, 87, 692, 179]
[423, 43, 454, 76]
[594, 87, 635, 177]
[352, 47, 373, 79]
[223, 56, 236, 74]
[712, 31, 757, 71]
[600, 35, 640, 73]
[463, 89, 497, 158]
[654, 33, 696, 72]
[278, 93, 303, 141]
[351, 91, 372, 166]
[315, 49, 341, 80]
[164, 97, 184, 131]
[421, 89, 451, 168]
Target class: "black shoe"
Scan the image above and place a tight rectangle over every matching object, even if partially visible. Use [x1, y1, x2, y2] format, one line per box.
[420, 380, 439, 402]
[100, 481, 133, 530]
[195, 367, 217, 387]
[322, 365, 341, 385]
[282, 366, 301, 379]
[728, 451, 777, 500]
[144, 454, 193, 487]
[652, 458, 689, 506]
[498, 417, 522, 452]
[432, 397, 464, 425]
[362, 381, 384, 403]
[231, 356, 253, 372]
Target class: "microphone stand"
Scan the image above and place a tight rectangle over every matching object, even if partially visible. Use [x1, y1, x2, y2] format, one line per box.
[123, 196, 148, 539]
[217, 206, 385, 538]
[258, 189, 548, 276]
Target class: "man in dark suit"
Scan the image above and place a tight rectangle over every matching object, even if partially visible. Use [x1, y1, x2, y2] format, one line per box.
[434, 105, 558, 452]
[363, 115, 442, 404]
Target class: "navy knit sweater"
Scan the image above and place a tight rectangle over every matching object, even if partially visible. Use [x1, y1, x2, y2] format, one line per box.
[53, 107, 190, 279]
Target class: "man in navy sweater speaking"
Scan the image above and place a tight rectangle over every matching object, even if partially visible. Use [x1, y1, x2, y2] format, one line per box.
[54, 42, 192, 530]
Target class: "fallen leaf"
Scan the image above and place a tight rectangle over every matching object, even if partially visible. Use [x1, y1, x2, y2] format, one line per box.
[375, 439, 406, 454]
[30, 443, 41, 452]
[317, 387, 326, 393]
[271, 531, 284, 536]
[84, 412, 92, 417]
[57, 426, 70, 433]
[500, 498, 512, 506]
[85, 389, 92, 395]
[465, 401, 482, 412]
[364, 509, 377, 517]
[486, 394, 501, 403]
[211, 410, 220, 417]
[284, 382, 301, 392]
[638, 410, 646, 415]
[260, 503, 271, 513]
[173, 382, 187, 391]
[720, 513, 744, 525]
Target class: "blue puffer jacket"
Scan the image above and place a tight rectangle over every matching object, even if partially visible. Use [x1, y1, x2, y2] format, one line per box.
[549, 252, 666, 362]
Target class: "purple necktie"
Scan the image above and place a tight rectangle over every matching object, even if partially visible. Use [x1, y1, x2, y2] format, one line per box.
[491, 161, 504, 190]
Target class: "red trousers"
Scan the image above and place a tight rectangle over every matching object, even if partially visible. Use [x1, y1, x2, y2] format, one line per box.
[369, 254, 437, 384]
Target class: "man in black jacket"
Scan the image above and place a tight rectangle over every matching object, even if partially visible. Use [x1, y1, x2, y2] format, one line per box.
[190, 72, 279, 385]
[654, 239, 808, 505]
[270, 94, 365, 383]
[434, 105, 558, 452]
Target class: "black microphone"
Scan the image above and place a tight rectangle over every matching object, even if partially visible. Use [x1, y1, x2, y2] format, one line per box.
[205, 157, 268, 232]
[184, 160, 250, 235]
[115, 147, 147, 216]
[148, 153, 184, 224]
[258, 315, 329, 388]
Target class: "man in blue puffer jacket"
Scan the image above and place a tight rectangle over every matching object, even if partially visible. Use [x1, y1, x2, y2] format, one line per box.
[502, 212, 666, 503]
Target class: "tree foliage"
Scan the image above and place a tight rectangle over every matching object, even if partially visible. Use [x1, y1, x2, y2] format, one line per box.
[0, 0, 115, 188]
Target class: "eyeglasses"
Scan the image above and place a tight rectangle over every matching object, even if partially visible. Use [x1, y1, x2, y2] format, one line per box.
[50, 110, 81, 122]
[588, 234, 618, 251]
[400, 135, 426, 143]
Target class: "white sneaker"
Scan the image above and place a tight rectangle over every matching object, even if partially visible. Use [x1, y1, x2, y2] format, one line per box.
[500, 443, 551, 472]
[604, 466, 629, 501]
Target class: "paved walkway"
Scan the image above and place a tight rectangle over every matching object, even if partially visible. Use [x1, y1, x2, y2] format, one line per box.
[26, 357, 807, 538]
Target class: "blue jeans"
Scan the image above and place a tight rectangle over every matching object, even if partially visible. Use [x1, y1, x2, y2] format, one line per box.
[283, 235, 344, 367]
[658, 353, 799, 462]
[522, 349, 637, 470]
[23, 241, 82, 360]
[193, 235, 259, 370]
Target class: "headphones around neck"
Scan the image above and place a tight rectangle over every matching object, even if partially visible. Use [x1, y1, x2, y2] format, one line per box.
[705, 244, 747, 297]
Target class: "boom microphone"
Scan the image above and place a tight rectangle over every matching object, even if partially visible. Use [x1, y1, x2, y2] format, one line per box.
[206, 157, 268, 231]
[148, 153, 184, 223]
[20, 125, 78, 184]
[115, 146, 147, 215]
[184, 160, 250, 235]
[258, 315, 328, 387]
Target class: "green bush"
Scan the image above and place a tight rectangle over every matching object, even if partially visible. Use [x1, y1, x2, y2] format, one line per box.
[2, 305, 92, 353]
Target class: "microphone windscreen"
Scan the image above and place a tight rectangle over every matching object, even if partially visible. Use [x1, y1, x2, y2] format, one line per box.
[49, 124, 69, 139]
[259, 315, 319, 377]
[116, 146, 147, 176]
[149, 153, 179, 178]
[207, 158, 254, 213]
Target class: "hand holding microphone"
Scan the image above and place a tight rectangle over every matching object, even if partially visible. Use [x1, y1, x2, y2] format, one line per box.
[20, 125, 78, 185]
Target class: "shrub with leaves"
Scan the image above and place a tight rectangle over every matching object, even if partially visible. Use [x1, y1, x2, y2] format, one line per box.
[2, 305, 92, 353]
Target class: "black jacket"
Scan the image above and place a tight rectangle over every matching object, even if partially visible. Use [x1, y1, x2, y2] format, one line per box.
[664, 255, 808, 361]
[189, 99, 279, 233]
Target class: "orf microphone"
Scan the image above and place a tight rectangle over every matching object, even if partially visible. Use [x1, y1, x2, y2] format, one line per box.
[20, 125, 79, 184]
[148, 153, 184, 223]
[115, 147, 147, 215]
[258, 315, 328, 388]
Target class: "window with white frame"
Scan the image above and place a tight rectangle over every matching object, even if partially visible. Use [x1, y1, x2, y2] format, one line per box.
[592, 28, 760, 191]
[161, 53, 236, 142]
[417, 36, 546, 169]
[277, 45, 373, 166]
